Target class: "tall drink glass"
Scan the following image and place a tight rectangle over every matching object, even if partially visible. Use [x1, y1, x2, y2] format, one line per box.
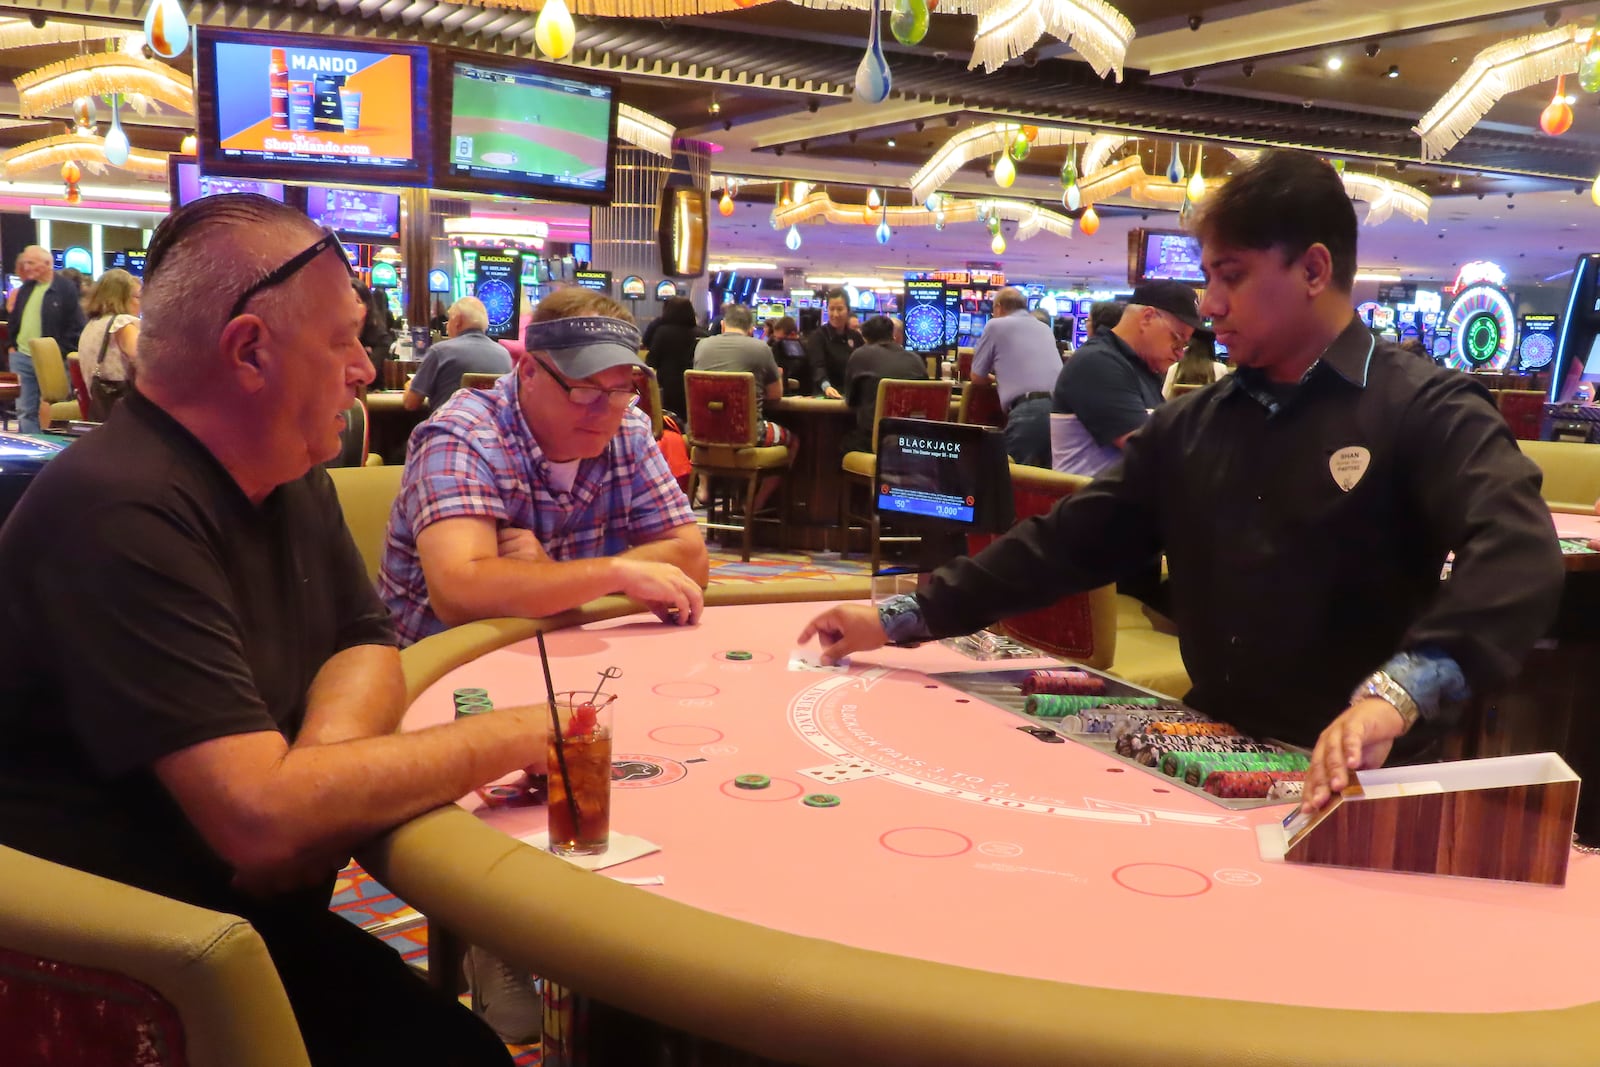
[547, 692, 614, 856]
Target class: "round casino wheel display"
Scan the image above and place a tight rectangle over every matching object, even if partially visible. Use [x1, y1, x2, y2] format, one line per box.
[905, 303, 945, 351]
[1518, 331, 1556, 371]
[476, 278, 517, 336]
[1444, 284, 1516, 372]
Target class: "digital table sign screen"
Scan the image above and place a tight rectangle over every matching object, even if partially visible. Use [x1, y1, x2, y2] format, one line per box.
[875, 418, 1013, 533]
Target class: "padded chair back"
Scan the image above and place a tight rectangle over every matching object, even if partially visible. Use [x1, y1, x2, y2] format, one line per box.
[1169, 382, 1205, 397]
[957, 378, 1006, 429]
[956, 347, 975, 380]
[965, 465, 1117, 669]
[326, 400, 369, 469]
[67, 354, 91, 413]
[327, 463, 406, 582]
[870, 378, 953, 454]
[30, 337, 71, 404]
[1518, 438, 1600, 513]
[1496, 389, 1545, 441]
[635, 373, 665, 439]
[685, 370, 759, 448]
[458, 373, 501, 392]
[0, 844, 310, 1067]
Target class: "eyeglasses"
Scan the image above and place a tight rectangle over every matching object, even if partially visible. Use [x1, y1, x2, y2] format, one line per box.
[1153, 310, 1193, 356]
[227, 230, 353, 321]
[531, 353, 641, 409]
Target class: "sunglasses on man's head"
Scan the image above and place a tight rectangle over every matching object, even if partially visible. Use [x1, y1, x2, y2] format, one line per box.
[227, 231, 353, 321]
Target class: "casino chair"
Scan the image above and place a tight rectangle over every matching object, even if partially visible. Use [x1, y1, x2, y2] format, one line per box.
[1169, 382, 1206, 398]
[684, 370, 791, 562]
[458, 372, 502, 392]
[30, 338, 76, 428]
[327, 398, 377, 469]
[971, 464, 1191, 697]
[956, 377, 1006, 429]
[327, 462, 406, 583]
[0, 844, 310, 1067]
[1496, 389, 1546, 441]
[1518, 438, 1600, 515]
[839, 378, 954, 574]
[634, 373, 665, 440]
[66, 355, 91, 417]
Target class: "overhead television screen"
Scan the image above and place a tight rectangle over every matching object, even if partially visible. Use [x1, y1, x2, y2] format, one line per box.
[434, 50, 618, 203]
[306, 186, 401, 241]
[196, 29, 431, 187]
[1134, 229, 1206, 285]
[169, 158, 291, 209]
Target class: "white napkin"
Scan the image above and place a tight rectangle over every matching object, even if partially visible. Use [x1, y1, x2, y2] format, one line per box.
[518, 830, 661, 872]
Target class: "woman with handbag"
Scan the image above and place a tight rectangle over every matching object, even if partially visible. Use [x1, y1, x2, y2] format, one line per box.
[77, 268, 140, 422]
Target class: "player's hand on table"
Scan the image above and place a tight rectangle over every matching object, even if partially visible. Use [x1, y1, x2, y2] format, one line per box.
[798, 603, 888, 665]
[823, 385, 842, 400]
[616, 559, 704, 625]
[1301, 697, 1406, 814]
[498, 525, 550, 563]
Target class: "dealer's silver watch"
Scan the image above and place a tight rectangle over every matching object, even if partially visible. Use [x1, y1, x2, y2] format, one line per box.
[1349, 670, 1421, 734]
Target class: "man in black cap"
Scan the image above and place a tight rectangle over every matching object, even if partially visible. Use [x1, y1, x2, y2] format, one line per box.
[1050, 280, 1201, 477]
[800, 149, 1562, 816]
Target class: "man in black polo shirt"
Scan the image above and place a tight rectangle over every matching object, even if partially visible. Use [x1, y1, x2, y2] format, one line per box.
[841, 313, 928, 454]
[1050, 281, 1199, 476]
[0, 196, 539, 1066]
[802, 288, 863, 398]
[799, 150, 1563, 814]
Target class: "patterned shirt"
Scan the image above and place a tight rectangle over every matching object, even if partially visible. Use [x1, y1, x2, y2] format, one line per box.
[379, 373, 696, 645]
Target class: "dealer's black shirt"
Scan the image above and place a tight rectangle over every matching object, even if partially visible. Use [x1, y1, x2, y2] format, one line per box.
[917, 314, 1564, 747]
[802, 322, 864, 396]
[0, 391, 395, 913]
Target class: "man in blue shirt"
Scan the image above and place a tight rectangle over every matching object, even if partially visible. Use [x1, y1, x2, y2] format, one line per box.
[800, 150, 1563, 815]
[1050, 281, 1200, 476]
[402, 296, 513, 411]
[971, 287, 1061, 466]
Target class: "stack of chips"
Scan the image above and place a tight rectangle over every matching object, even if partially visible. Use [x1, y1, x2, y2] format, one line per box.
[453, 688, 494, 718]
[1118, 729, 1263, 765]
[1019, 669, 1107, 696]
[1200, 770, 1307, 800]
[1144, 721, 1240, 737]
[1179, 751, 1311, 787]
[1055, 707, 1203, 739]
[1267, 779, 1305, 801]
[1024, 694, 1167, 718]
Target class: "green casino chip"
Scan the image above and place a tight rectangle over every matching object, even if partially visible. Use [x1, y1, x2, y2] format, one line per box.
[726, 651, 754, 661]
[453, 688, 489, 700]
[803, 793, 841, 808]
[734, 774, 771, 789]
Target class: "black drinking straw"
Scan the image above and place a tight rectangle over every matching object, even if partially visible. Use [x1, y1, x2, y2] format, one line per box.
[536, 631, 582, 842]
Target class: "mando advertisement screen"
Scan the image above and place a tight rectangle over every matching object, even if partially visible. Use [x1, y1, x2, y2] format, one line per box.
[210, 40, 420, 171]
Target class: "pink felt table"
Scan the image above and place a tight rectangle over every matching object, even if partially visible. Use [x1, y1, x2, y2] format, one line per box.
[405, 601, 1600, 1016]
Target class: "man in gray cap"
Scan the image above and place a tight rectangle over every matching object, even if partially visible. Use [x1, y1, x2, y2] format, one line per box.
[380, 286, 708, 650]
[1049, 279, 1202, 477]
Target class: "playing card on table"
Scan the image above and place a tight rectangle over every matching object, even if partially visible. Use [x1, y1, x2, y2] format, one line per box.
[799, 760, 885, 785]
[788, 649, 849, 672]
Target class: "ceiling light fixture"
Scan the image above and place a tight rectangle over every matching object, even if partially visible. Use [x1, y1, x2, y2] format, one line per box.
[886, 137, 897, 147]
[1386, 65, 1400, 78]
[1326, 55, 1344, 72]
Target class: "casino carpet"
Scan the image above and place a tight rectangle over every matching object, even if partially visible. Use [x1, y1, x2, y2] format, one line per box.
[335, 546, 868, 1063]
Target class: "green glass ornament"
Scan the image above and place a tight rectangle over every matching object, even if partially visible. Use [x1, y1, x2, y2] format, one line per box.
[889, 0, 929, 47]
[1060, 153, 1077, 187]
[986, 214, 1002, 236]
[1010, 133, 1031, 162]
[1581, 37, 1600, 93]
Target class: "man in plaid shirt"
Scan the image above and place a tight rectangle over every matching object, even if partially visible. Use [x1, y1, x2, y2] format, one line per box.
[379, 287, 707, 649]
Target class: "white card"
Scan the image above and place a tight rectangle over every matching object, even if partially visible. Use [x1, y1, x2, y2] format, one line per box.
[788, 649, 849, 672]
[799, 760, 884, 784]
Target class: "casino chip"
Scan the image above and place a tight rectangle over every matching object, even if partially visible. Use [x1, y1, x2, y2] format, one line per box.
[734, 774, 771, 789]
[803, 793, 841, 808]
[726, 651, 754, 661]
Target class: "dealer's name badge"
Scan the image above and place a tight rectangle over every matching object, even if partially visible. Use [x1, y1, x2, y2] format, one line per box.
[1329, 446, 1371, 492]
